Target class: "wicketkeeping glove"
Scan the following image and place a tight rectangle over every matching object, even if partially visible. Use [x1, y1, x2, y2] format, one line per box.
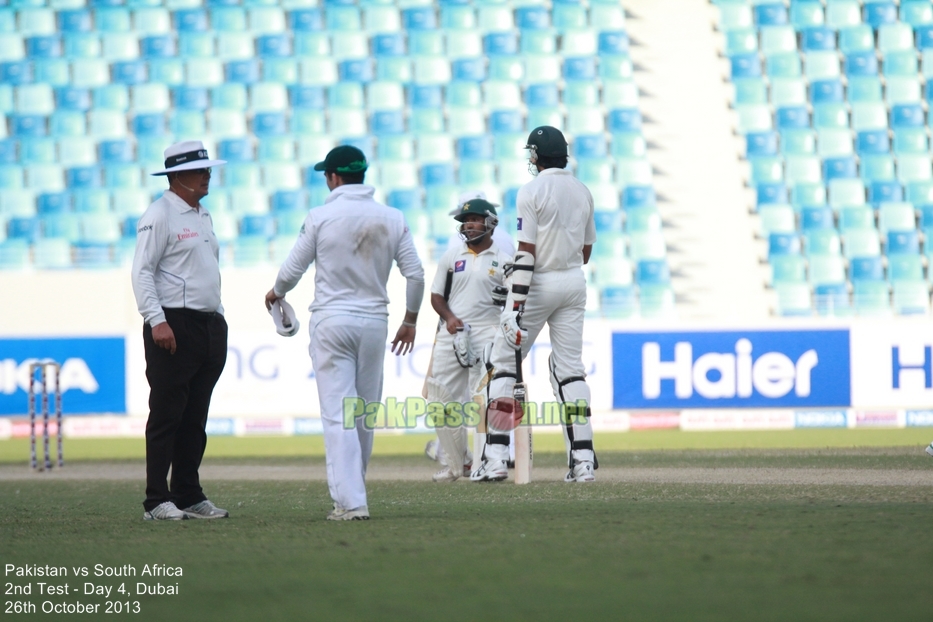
[500, 308, 527, 351]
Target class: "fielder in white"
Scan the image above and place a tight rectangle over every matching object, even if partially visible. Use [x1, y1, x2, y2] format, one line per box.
[472, 126, 599, 483]
[264, 146, 425, 520]
[426, 198, 512, 482]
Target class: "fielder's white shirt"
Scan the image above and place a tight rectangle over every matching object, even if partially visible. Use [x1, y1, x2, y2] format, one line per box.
[431, 241, 512, 328]
[131, 189, 223, 327]
[274, 184, 425, 317]
[516, 168, 596, 273]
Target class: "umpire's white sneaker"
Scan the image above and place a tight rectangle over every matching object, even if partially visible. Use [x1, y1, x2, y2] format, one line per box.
[470, 459, 508, 482]
[182, 500, 229, 519]
[926, 443, 933, 457]
[143, 501, 188, 521]
[564, 461, 596, 483]
[326, 504, 370, 521]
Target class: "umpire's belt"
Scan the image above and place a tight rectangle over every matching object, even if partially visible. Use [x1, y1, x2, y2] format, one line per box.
[163, 307, 218, 321]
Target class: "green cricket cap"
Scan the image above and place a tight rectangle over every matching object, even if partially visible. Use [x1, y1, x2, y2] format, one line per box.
[454, 198, 498, 222]
[313, 145, 368, 173]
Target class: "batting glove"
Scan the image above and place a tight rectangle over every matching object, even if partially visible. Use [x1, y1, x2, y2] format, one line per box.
[500, 309, 527, 351]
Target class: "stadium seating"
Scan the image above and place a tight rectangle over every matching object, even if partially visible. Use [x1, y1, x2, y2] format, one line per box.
[719, 0, 933, 316]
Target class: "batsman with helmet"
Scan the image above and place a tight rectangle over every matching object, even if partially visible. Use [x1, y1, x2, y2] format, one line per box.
[471, 126, 599, 483]
[424, 198, 512, 482]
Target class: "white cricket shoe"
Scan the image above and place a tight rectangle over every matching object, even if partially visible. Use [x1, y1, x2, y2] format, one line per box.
[925, 443, 933, 457]
[432, 467, 460, 482]
[143, 501, 188, 521]
[470, 459, 508, 482]
[326, 504, 370, 521]
[182, 500, 229, 519]
[564, 461, 596, 483]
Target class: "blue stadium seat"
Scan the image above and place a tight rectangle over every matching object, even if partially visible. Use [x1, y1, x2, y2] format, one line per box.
[489, 110, 523, 134]
[516, 7, 550, 30]
[801, 27, 835, 51]
[608, 109, 642, 133]
[756, 182, 789, 205]
[54, 87, 91, 112]
[856, 130, 890, 154]
[11, 115, 46, 138]
[140, 34, 174, 59]
[289, 85, 325, 110]
[225, 60, 260, 84]
[814, 283, 850, 316]
[0, 140, 16, 166]
[25, 35, 62, 59]
[769, 232, 802, 257]
[456, 136, 491, 161]
[289, 8, 322, 32]
[622, 185, 656, 209]
[636, 259, 671, 284]
[801, 206, 835, 231]
[824, 156, 858, 180]
[421, 163, 455, 187]
[451, 58, 485, 82]
[271, 190, 306, 213]
[869, 180, 904, 206]
[172, 86, 208, 111]
[99, 139, 132, 163]
[864, 1, 897, 29]
[36, 192, 70, 215]
[891, 104, 925, 128]
[526, 83, 559, 108]
[112, 61, 146, 86]
[850, 256, 885, 281]
[386, 189, 422, 211]
[240, 214, 275, 238]
[776, 106, 809, 130]
[257, 34, 290, 58]
[131, 113, 165, 137]
[253, 111, 286, 137]
[754, 3, 788, 26]
[598, 32, 629, 55]
[731, 53, 762, 79]
[887, 230, 920, 255]
[174, 9, 208, 32]
[0, 61, 31, 86]
[746, 131, 779, 157]
[484, 32, 518, 56]
[811, 79, 844, 103]
[845, 52, 879, 76]
[575, 135, 608, 159]
[65, 167, 100, 189]
[370, 110, 405, 135]
[563, 57, 596, 81]
[58, 9, 92, 33]
[918, 25, 933, 49]
[217, 138, 253, 162]
[402, 7, 436, 30]
[373, 33, 405, 57]
[410, 84, 442, 109]
[338, 59, 373, 83]
[8, 216, 41, 243]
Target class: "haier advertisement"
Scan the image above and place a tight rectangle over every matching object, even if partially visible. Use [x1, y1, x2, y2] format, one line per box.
[612, 329, 851, 409]
[0, 337, 126, 415]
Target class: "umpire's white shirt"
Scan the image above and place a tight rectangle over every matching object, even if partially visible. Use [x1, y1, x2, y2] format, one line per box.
[131, 190, 223, 327]
[431, 241, 512, 329]
[516, 168, 596, 272]
[274, 184, 424, 316]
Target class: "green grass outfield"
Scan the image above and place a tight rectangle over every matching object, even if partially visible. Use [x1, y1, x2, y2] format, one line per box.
[2, 430, 933, 621]
[2, 427, 932, 463]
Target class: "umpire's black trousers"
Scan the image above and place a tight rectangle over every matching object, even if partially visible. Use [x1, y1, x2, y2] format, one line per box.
[142, 307, 227, 512]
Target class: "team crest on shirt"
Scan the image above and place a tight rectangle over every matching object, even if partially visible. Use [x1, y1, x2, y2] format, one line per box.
[454, 260, 466, 272]
[492, 261, 498, 267]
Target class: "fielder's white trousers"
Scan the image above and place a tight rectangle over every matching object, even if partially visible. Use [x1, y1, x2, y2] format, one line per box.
[309, 313, 387, 511]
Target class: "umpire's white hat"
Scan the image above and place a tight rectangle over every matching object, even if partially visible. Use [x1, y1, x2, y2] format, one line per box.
[447, 190, 500, 217]
[150, 140, 227, 176]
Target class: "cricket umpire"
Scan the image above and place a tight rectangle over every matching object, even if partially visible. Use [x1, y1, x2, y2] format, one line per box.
[472, 126, 599, 483]
[265, 145, 424, 520]
[131, 140, 230, 521]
